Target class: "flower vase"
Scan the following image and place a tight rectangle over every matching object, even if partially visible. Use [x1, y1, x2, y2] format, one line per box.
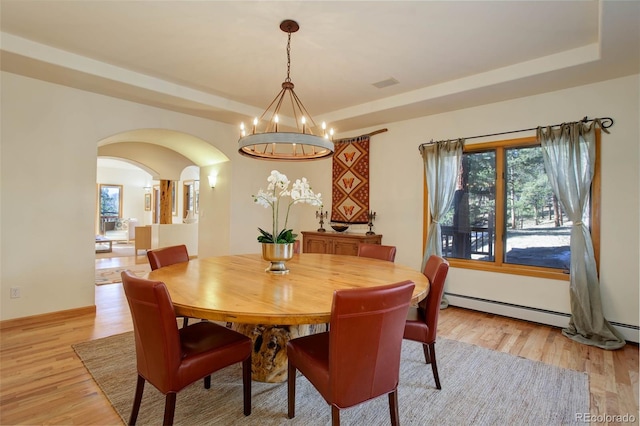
[261, 243, 294, 274]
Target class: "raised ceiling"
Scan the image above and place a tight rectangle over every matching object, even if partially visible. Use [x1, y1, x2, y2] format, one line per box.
[1, 1, 638, 134]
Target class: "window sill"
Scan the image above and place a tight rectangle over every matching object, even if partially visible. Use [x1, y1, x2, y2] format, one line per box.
[446, 258, 570, 281]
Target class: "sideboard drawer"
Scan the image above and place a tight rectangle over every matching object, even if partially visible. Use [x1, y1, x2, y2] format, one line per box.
[301, 231, 383, 256]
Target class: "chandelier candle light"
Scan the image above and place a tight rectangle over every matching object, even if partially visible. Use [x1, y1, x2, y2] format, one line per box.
[253, 170, 322, 273]
[238, 19, 335, 161]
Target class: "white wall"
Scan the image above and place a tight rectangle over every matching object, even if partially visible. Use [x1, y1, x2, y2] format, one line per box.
[0, 71, 299, 320]
[1, 71, 638, 334]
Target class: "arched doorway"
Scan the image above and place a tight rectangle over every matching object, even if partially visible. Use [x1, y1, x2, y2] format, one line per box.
[94, 129, 229, 282]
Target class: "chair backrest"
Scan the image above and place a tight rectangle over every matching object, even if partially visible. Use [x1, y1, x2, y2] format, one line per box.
[329, 280, 414, 408]
[419, 255, 450, 341]
[293, 240, 301, 254]
[356, 243, 397, 262]
[147, 244, 189, 270]
[121, 271, 182, 393]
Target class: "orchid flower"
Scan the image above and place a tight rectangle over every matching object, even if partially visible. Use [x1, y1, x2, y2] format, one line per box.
[253, 170, 322, 244]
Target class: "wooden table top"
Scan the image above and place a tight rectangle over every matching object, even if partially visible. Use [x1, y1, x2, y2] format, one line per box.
[146, 253, 429, 325]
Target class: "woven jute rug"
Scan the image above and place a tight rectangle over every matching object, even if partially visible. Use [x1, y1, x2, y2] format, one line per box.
[73, 332, 589, 425]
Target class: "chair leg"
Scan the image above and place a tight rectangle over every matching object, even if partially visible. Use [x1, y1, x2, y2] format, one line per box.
[204, 375, 211, 389]
[129, 375, 145, 426]
[182, 317, 189, 328]
[242, 356, 252, 416]
[331, 405, 341, 426]
[163, 392, 177, 426]
[428, 342, 441, 390]
[388, 390, 400, 426]
[422, 343, 431, 364]
[287, 362, 296, 419]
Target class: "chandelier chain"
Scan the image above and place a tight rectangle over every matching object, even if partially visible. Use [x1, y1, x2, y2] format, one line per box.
[285, 31, 292, 83]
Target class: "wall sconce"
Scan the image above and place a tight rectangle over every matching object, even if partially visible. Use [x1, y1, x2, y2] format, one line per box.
[143, 186, 152, 193]
[208, 174, 217, 189]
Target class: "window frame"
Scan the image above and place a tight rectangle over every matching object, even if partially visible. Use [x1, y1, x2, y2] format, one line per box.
[98, 183, 123, 234]
[423, 132, 601, 281]
[183, 180, 196, 219]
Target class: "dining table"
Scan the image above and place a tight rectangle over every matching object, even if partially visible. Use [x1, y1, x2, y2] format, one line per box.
[146, 252, 429, 382]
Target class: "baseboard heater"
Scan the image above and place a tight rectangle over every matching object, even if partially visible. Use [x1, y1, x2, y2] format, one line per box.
[445, 292, 639, 344]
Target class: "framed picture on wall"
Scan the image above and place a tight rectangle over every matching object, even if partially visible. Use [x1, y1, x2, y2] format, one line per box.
[144, 193, 151, 211]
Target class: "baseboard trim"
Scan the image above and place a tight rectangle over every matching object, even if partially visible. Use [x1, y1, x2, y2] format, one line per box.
[445, 293, 639, 344]
[0, 305, 96, 330]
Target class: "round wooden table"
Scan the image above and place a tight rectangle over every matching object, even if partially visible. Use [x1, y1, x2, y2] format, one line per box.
[146, 253, 429, 382]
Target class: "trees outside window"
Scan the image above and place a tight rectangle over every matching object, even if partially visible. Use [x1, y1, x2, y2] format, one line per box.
[99, 184, 122, 233]
[433, 135, 600, 280]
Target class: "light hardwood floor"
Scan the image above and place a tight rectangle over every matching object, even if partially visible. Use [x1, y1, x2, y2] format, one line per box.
[1, 257, 638, 425]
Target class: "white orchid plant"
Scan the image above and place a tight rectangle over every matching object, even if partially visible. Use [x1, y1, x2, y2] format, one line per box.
[253, 170, 323, 244]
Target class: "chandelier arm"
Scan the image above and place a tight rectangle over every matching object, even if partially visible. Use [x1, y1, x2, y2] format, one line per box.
[286, 90, 301, 131]
[290, 90, 320, 130]
[260, 89, 287, 123]
[271, 95, 289, 132]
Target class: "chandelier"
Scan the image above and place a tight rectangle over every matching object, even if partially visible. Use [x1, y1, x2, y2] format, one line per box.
[238, 19, 335, 161]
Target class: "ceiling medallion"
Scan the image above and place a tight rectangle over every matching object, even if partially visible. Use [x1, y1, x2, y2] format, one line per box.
[238, 19, 335, 161]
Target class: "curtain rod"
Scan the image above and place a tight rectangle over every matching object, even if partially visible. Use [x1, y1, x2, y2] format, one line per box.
[418, 116, 613, 148]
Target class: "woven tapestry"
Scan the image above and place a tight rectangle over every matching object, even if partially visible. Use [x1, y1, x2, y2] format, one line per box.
[331, 136, 370, 224]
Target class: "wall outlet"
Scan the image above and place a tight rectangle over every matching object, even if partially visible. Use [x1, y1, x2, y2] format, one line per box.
[10, 287, 20, 299]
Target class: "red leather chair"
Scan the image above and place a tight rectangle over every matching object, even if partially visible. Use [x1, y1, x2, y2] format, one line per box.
[357, 243, 397, 262]
[287, 280, 415, 425]
[147, 244, 189, 271]
[403, 255, 449, 389]
[121, 271, 252, 425]
[147, 245, 191, 327]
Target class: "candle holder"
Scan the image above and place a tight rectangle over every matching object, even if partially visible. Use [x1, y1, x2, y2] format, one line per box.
[316, 210, 328, 232]
[366, 211, 377, 235]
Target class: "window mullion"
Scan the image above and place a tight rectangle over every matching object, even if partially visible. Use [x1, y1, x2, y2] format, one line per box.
[494, 147, 505, 266]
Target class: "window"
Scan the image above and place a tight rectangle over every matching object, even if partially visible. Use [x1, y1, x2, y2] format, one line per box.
[183, 180, 196, 219]
[428, 134, 600, 280]
[99, 184, 122, 233]
[152, 185, 160, 224]
[172, 181, 177, 216]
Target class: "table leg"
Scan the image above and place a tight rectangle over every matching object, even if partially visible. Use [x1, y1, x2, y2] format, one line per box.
[232, 323, 325, 383]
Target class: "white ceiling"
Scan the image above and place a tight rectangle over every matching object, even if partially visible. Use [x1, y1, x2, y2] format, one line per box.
[1, 1, 639, 134]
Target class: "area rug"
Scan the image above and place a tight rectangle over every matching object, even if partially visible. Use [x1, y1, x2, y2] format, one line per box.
[331, 135, 370, 224]
[95, 242, 138, 259]
[95, 265, 151, 285]
[72, 332, 589, 425]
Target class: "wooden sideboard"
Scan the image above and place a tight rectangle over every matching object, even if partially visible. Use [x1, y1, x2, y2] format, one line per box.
[301, 231, 382, 256]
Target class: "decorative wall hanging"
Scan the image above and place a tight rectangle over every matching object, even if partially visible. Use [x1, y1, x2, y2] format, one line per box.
[331, 135, 370, 224]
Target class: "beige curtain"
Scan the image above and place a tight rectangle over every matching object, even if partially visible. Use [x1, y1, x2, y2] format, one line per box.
[538, 120, 625, 350]
[420, 139, 464, 309]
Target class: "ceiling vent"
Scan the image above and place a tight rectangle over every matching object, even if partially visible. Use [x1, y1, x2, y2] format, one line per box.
[372, 78, 399, 89]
